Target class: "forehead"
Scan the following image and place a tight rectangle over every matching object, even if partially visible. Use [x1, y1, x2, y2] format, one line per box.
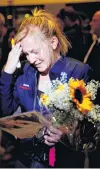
[21, 33, 43, 44]
[21, 30, 45, 51]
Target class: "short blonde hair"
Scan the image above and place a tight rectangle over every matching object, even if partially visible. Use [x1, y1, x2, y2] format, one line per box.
[15, 8, 71, 56]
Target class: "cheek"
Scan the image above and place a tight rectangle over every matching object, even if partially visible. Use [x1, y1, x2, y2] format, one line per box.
[26, 54, 35, 59]
[44, 57, 52, 68]
[25, 55, 34, 62]
[40, 44, 53, 65]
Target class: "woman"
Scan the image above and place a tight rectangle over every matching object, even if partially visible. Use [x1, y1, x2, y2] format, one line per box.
[0, 8, 92, 168]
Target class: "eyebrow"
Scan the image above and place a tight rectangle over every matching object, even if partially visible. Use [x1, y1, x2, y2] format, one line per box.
[23, 49, 39, 54]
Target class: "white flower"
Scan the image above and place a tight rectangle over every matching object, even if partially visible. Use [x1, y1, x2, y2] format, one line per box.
[40, 72, 100, 126]
[86, 80, 100, 100]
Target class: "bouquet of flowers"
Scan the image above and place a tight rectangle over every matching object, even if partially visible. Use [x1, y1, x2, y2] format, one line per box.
[40, 72, 100, 151]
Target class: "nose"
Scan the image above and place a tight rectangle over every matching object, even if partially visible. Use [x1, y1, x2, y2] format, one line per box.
[28, 53, 37, 63]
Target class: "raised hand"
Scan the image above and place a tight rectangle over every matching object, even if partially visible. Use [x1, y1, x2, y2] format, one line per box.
[4, 43, 22, 74]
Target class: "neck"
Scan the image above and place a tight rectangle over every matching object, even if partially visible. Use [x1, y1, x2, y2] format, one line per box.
[38, 73, 50, 92]
[40, 73, 49, 78]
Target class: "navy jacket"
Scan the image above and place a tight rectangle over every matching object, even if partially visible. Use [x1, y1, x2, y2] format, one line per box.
[0, 56, 92, 167]
[0, 56, 91, 117]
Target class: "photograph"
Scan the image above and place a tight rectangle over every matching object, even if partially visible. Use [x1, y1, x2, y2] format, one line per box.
[0, 111, 48, 139]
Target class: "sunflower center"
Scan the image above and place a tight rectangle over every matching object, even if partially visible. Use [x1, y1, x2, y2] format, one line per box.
[75, 89, 83, 103]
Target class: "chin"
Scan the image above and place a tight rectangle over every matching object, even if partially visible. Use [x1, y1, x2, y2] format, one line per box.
[38, 67, 49, 74]
[38, 67, 45, 72]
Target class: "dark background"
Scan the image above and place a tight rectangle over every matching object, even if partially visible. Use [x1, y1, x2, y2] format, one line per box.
[0, 2, 100, 27]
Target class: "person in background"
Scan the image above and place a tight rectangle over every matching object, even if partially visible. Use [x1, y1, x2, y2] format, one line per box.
[0, 13, 7, 57]
[78, 11, 92, 59]
[56, 8, 66, 31]
[0, 13, 7, 72]
[63, 9, 88, 62]
[83, 11, 100, 167]
[0, 8, 92, 168]
[84, 11, 100, 83]
[0, 28, 16, 73]
[0, 13, 16, 74]
[78, 12, 90, 34]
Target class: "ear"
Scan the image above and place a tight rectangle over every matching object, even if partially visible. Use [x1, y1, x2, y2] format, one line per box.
[50, 36, 59, 50]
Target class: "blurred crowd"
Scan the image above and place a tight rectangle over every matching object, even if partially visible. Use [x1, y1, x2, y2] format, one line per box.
[0, 4, 99, 72]
[57, 4, 92, 61]
[0, 13, 16, 73]
[0, 4, 99, 74]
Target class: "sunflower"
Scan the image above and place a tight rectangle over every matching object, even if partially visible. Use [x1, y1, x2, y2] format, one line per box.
[40, 94, 50, 106]
[69, 78, 93, 115]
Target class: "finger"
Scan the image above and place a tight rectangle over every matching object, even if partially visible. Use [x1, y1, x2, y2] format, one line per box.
[10, 43, 21, 57]
[44, 140, 55, 146]
[12, 42, 20, 50]
[46, 129, 61, 141]
[17, 46, 22, 56]
[44, 135, 58, 143]
[16, 61, 21, 68]
[48, 132, 61, 141]
[11, 43, 21, 55]
[49, 126, 62, 136]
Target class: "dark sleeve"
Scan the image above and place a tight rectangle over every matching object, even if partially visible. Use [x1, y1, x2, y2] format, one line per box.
[66, 57, 93, 83]
[79, 63, 93, 83]
[0, 71, 19, 117]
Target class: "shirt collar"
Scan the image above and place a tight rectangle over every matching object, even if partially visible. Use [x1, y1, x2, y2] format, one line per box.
[49, 56, 66, 80]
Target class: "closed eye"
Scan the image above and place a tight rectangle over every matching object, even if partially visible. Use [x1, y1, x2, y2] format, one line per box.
[24, 49, 39, 55]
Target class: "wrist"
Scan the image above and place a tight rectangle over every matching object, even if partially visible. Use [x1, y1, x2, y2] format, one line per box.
[4, 64, 16, 74]
[0, 71, 13, 84]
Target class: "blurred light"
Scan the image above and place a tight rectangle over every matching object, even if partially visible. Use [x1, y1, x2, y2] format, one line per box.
[25, 14, 30, 18]
[7, 15, 12, 19]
